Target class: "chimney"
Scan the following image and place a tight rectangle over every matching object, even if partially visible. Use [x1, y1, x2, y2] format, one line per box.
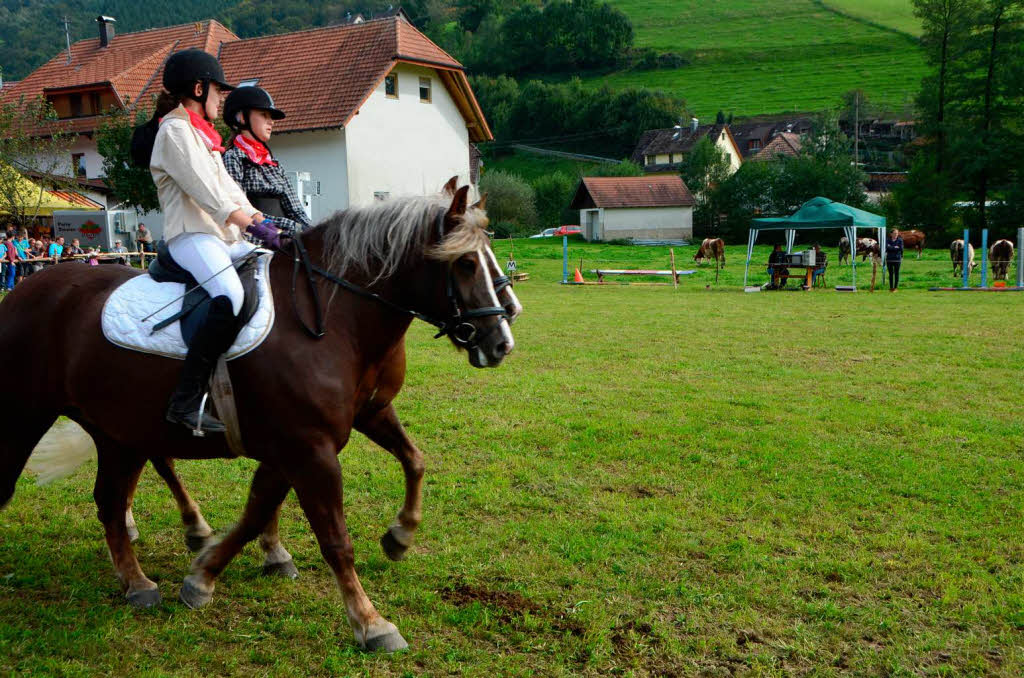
[690, 117, 699, 133]
[97, 15, 116, 47]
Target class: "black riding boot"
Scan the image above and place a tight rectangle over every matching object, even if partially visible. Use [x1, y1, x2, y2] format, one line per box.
[166, 296, 240, 435]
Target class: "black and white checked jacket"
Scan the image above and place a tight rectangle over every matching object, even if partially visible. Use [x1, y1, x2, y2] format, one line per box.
[222, 145, 312, 232]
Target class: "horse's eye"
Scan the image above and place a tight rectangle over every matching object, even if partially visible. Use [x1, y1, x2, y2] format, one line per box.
[456, 257, 477, 273]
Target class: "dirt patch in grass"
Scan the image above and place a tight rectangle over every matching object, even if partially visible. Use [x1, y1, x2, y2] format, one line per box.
[441, 583, 587, 637]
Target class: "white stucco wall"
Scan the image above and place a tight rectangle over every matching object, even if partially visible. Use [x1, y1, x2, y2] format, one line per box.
[69, 137, 104, 179]
[344, 63, 472, 206]
[269, 129, 349, 224]
[580, 206, 693, 241]
[714, 130, 743, 173]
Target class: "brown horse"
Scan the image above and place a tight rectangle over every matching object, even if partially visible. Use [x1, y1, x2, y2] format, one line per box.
[694, 238, 725, 267]
[0, 182, 520, 652]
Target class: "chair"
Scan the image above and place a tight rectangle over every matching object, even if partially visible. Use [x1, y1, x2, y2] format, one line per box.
[812, 255, 828, 288]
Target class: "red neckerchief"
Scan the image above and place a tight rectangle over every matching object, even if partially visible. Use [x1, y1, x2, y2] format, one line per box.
[185, 109, 225, 152]
[233, 134, 278, 166]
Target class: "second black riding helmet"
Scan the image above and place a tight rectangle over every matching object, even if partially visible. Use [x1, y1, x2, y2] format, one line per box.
[162, 48, 235, 97]
[223, 86, 286, 132]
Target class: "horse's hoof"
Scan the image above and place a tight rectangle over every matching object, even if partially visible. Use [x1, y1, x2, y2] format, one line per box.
[179, 576, 213, 609]
[185, 533, 214, 553]
[261, 558, 299, 579]
[126, 587, 161, 609]
[364, 630, 409, 653]
[380, 530, 408, 562]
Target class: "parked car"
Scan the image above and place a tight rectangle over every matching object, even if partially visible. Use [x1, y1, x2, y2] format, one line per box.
[529, 226, 581, 238]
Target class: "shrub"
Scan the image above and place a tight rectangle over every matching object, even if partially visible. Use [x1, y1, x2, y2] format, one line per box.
[479, 170, 538, 231]
[531, 171, 577, 229]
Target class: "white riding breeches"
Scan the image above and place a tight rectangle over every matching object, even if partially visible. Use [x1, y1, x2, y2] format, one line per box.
[167, 232, 257, 316]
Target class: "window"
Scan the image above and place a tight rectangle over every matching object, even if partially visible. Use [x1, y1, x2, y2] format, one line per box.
[237, 78, 260, 88]
[419, 77, 431, 103]
[748, 140, 761, 151]
[71, 153, 86, 178]
[384, 74, 397, 98]
[645, 154, 656, 165]
[374, 191, 390, 201]
[69, 93, 83, 118]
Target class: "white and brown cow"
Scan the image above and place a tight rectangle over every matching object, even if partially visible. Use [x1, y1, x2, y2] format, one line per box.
[950, 239, 976, 276]
[694, 238, 725, 267]
[989, 239, 1015, 281]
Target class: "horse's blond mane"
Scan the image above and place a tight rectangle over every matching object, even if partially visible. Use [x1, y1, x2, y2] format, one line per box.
[320, 194, 490, 282]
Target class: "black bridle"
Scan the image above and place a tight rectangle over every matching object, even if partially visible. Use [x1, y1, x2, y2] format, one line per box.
[288, 217, 509, 350]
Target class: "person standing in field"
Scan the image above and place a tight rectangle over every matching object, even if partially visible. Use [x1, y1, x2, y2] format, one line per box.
[885, 228, 903, 291]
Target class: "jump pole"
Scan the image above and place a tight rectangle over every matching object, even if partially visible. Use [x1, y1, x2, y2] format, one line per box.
[961, 228, 969, 288]
[562, 235, 568, 284]
[980, 228, 988, 289]
[1018, 227, 1023, 289]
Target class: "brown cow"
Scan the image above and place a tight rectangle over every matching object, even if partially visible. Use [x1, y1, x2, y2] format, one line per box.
[898, 229, 926, 258]
[950, 239, 976, 276]
[989, 239, 1014, 281]
[694, 238, 725, 267]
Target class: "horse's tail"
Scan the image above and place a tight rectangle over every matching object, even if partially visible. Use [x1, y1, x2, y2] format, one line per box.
[23, 420, 96, 488]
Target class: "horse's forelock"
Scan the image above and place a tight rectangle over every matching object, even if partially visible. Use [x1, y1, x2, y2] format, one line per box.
[430, 207, 491, 263]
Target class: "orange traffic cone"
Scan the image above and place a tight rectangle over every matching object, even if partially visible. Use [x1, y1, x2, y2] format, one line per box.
[573, 268, 584, 283]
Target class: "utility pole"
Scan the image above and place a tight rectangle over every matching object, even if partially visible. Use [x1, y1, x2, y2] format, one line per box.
[854, 91, 859, 168]
[63, 16, 72, 64]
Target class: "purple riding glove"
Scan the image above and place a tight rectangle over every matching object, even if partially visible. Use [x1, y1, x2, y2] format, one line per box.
[246, 218, 282, 250]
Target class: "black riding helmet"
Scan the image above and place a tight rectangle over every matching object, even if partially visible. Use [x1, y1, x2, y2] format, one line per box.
[223, 86, 285, 133]
[162, 48, 234, 103]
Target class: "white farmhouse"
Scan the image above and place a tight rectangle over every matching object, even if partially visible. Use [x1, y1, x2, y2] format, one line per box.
[570, 176, 695, 242]
[630, 121, 743, 176]
[2, 14, 491, 238]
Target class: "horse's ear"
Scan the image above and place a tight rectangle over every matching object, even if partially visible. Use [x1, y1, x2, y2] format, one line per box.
[472, 192, 487, 211]
[447, 185, 470, 218]
[442, 176, 458, 196]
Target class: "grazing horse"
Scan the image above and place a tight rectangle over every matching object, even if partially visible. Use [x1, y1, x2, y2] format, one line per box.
[950, 239, 976, 276]
[694, 238, 725, 267]
[989, 239, 1015, 281]
[898, 229, 926, 259]
[0, 182, 521, 653]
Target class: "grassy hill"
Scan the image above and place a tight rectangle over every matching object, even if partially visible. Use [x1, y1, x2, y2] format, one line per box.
[576, 0, 924, 119]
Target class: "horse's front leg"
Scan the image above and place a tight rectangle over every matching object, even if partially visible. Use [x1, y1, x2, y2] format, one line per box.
[149, 458, 215, 552]
[180, 462, 291, 608]
[289, 448, 407, 652]
[355, 403, 424, 562]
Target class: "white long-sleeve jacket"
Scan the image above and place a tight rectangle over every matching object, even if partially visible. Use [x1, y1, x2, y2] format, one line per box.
[149, 105, 257, 243]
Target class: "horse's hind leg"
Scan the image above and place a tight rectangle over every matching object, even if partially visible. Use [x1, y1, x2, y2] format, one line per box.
[0, 414, 58, 509]
[258, 504, 299, 578]
[93, 442, 159, 608]
[355, 404, 424, 562]
[180, 462, 291, 608]
[148, 458, 214, 551]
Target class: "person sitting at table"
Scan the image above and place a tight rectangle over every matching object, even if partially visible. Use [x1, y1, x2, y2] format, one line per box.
[811, 244, 828, 287]
[767, 244, 788, 289]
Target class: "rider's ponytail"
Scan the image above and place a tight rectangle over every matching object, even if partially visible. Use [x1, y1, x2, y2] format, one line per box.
[130, 91, 180, 169]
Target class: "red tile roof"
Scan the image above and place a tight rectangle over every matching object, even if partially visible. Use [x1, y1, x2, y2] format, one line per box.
[571, 176, 695, 209]
[219, 17, 491, 141]
[1, 21, 238, 134]
[750, 132, 802, 162]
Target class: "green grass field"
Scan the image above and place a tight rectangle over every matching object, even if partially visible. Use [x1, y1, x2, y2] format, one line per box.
[824, 0, 921, 35]
[2, 241, 1022, 676]
[573, 0, 925, 118]
[484, 152, 607, 183]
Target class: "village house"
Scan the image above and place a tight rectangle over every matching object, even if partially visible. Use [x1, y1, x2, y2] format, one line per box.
[630, 120, 743, 175]
[729, 117, 814, 159]
[748, 131, 802, 162]
[569, 175, 695, 242]
[2, 14, 491, 238]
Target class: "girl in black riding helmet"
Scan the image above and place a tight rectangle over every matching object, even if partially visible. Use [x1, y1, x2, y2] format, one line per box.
[148, 49, 285, 434]
[221, 86, 311, 231]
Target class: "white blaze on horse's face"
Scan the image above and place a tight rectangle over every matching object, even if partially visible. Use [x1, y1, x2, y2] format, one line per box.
[450, 246, 515, 369]
[474, 247, 514, 367]
[483, 246, 523, 323]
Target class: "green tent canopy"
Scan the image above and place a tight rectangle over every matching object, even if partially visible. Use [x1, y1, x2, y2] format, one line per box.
[744, 196, 887, 288]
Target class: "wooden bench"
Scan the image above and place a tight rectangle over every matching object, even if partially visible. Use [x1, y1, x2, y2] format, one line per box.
[590, 269, 693, 284]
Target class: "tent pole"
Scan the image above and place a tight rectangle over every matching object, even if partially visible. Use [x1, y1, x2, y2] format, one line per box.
[744, 229, 756, 286]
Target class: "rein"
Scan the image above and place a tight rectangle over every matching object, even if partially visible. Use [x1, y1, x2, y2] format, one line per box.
[288, 217, 509, 349]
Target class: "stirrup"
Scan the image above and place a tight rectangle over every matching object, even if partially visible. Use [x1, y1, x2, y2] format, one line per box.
[193, 392, 211, 437]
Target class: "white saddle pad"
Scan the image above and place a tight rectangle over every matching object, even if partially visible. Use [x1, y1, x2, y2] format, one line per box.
[101, 253, 275, 360]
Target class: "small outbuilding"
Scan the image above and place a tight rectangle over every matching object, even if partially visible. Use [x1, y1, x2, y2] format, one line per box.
[569, 175, 695, 242]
